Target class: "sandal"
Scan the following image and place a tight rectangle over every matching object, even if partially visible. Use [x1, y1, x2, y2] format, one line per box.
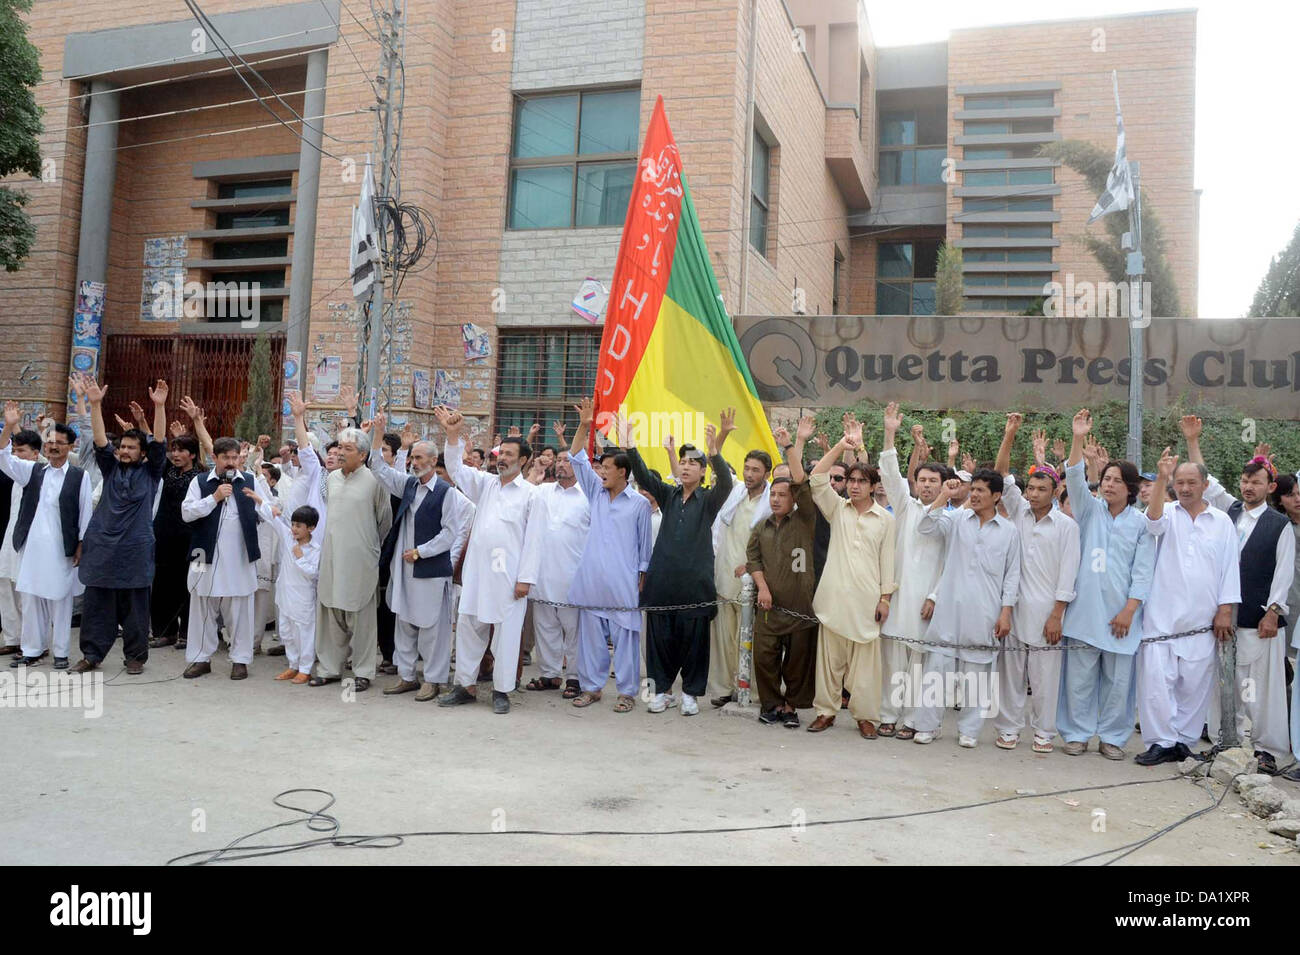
[895, 726, 915, 741]
[308, 675, 341, 687]
[878, 722, 897, 738]
[561, 679, 580, 699]
[526, 676, 562, 691]
[572, 691, 602, 708]
[613, 695, 635, 713]
[1031, 736, 1054, 754]
[995, 733, 1020, 750]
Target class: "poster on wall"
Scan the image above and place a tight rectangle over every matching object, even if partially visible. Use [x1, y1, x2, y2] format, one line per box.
[282, 351, 302, 433]
[461, 323, 491, 361]
[571, 278, 608, 323]
[412, 369, 430, 409]
[140, 235, 188, 321]
[433, 369, 460, 408]
[312, 355, 342, 401]
[67, 280, 105, 405]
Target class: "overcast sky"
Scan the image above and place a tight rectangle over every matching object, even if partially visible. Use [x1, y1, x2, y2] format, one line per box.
[866, 0, 1296, 318]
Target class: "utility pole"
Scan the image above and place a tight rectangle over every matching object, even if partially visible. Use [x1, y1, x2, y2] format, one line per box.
[1124, 160, 1144, 467]
[362, 0, 403, 418]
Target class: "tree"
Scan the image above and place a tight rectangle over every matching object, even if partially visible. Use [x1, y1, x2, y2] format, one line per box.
[1247, 220, 1300, 317]
[233, 336, 276, 442]
[935, 241, 964, 315]
[1036, 140, 1181, 317]
[0, 0, 44, 273]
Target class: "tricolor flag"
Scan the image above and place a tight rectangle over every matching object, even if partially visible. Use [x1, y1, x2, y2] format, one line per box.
[593, 96, 780, 478]
[351, 153, 380, 301]
[1088, 71, 1134, 224]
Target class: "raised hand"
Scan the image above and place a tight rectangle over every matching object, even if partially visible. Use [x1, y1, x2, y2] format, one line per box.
[883, 401, 903, 434]
[704, 422, 718, 456]
[843, 415, 864, 450]
[1005, 411, 1023, 434]
[401, 421, 417, 450]
[663, 432, 676, 455]
[169, 420, 186, 439]
[1072, 408, 1092, 437]
[128, 401, 148, 428]
[1052, 437, 1067, 461]
[552, 419, 567, 443]
[773, 425, 791, 448]
[1178, 414, 1202, 442]
[148, 379, 169, 406]
[527, 422, 541, 445]
[796, 414, 816, 443]
[1156, 445, 1178, 481]
[3, 401, 21, 431]
[914, 432, 931, 462]
[180, 394, 205, 422]
[962, 451, 976, 473]
[1032, 428, 1048, 466]
[1254, 442, 1272, 461]
[372, 410, 387, 437]
[341, 384, 358, 419]
[113, 413, 133, 432]
[574, 396, 594, 428]
[83, 376, 108, 404]
[814, 432, 830, 454]
[717, 408, 737, 440]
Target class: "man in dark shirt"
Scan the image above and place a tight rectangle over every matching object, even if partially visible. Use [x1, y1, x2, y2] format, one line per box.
[747, 477, 819, 727]
[626, 409, 735, 716]
[74, 376, 168, 674]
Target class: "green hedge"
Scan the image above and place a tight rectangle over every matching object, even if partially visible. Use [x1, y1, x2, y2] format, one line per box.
[794, 398, 1300, 483]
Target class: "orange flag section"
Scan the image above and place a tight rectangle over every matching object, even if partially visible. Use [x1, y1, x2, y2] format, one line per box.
[594, 95, 780, 480]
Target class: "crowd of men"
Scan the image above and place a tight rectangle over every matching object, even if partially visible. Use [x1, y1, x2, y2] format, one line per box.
[4, 374, 1299, 777]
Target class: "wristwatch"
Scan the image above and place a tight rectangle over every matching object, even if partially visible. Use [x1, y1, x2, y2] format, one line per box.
[1266, 603, 1284, 616]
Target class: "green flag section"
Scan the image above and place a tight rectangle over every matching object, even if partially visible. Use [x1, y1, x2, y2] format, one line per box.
[594, 95, 780, 479]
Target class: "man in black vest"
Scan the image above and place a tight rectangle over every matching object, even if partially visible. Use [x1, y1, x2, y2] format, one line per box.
[180, 435, 262, 680]
[0, 428, 41, 656]
[0, 401, 92, 669]
[73, 376, 169, 674]
[1200, 449, 1296, 774]
[369, 412, 474, 700]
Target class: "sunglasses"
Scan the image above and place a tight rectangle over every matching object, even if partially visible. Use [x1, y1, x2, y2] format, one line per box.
[830, 474, 846, 482]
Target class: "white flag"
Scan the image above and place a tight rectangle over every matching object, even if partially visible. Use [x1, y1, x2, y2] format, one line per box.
[350, 154, 380, 301]
[1088, 72, 1134, 223]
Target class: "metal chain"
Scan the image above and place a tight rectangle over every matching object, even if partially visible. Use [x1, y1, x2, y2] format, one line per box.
[529, 596, 1214, 652]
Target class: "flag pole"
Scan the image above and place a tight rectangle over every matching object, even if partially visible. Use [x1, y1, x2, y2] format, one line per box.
[1126, 159, 1143, 467]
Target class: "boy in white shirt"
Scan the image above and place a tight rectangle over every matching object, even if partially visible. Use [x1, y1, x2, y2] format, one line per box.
[246, 488, 320, 684]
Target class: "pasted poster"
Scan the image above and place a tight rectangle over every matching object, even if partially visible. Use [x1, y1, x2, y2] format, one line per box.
[312, 355, 342, 401]
[140, 235, 187, 321]
[433, 369, 460, 407]
[68, 280, 105, 404]
[572, 278, 608, 323]
[282, 351, 301, 432]
[412, 369, 430, 409]
[461, 323, 491, 360]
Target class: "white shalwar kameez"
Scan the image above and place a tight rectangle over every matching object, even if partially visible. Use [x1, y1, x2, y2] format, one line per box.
[255, 501, 320, 674]
[1138, 501, 1240, 750]
[0, 448, 92, 659]
[0, 484, 25, 648]
[531, 480, 590, 683]
[182, 473, 260, 666]
[445, 439, 542, 694]
[371, 451, 473, 685]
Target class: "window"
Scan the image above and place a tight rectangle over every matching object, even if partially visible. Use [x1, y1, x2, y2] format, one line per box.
[508, 88, 639, 230]
[496, 329, 601, 437]
[750, 130, 771, 255]
[878, 105, 947, 186]
[217, 208, 290, 230]
[962, 146, 1040, 161]
[962, 224, 1053, 238]
[832, 252, 844, 315]
[962, 197, 1053, 212]
[964, 273, 1049, 288]
[963, 168, 1053, 187]
[962, 118, 1053, 135]
[963, 92, 1054, 110]
[963, 249, 1052, 263]
[201, 177, 292, 325]
[217, 178, 292, 199]
[876, 241, 938, 315]
[969, 296, 1042, 312]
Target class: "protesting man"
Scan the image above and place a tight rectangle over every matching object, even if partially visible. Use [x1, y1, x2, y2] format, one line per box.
[0, 426, 41, 657]
[437, 406, 542, 714]
[310, 423, 392, 692]
[708, 447, 771, 707]
[566, 397, 652, 711]
[746, 471, 818, 728]
[525, 421, 590, 697]
[1058, 409, 1155, 758]
[370, 410, 474, 701]
[1135, 446, 1240, 766]
[992, 415, 1080, 753]
[74, 376, 168, 673]
[1185, 418, 1295, 774]
[878, 403, 948, 740]
[149, 400, 206, 650]
[798, 415, 896, 738]
[912, 467, 1020, 748]
[180, 435, 262, 680]
[0, 402, 92, 669]
[627, 410, 735, 716]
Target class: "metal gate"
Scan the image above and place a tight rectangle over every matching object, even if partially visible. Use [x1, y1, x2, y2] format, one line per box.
[100, 334, 285, 440]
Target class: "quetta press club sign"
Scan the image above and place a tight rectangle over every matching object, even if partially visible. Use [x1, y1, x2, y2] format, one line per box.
[735, 315, 1300, 419]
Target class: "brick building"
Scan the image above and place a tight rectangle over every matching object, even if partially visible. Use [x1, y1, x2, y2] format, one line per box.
[1, 1, 1197, 438]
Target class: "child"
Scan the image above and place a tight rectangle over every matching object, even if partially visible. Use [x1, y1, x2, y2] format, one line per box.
[244, 487, 320, 683]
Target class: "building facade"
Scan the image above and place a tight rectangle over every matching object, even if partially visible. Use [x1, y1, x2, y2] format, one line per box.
[1, 1, 1196, 439]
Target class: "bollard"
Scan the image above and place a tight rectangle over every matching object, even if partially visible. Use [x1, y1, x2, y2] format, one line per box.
[735, 575, 756, 707]
[1217, 632, 1239, 750]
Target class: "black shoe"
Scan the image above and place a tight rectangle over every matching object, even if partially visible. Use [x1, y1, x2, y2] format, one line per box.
[52, 657, 69, 670]
[1135, 743, 1180, 766]
[758, 707, 782, 724]
[1256, 751, 1279, 775]
[439, 685, 476, 706]
[148, 634, 176, 649]
[711, 694, 734, 708]
[267, 644, 286, 656]
[1280, 764, 1300, 783]
[9, 655, 42, 668]
[1200, 723, 1212, 744]
[781, 710, 800, 729]
[352, 677, 370, 692]
[492, 690, 510, 714]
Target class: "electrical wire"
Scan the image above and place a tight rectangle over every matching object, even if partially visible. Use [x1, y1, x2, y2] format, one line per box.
[164, 774, 1227, 866]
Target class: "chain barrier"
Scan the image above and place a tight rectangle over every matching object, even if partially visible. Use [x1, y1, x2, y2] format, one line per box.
[528, 596, 1215, 653]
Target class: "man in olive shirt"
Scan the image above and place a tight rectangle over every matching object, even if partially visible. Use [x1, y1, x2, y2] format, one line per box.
[626, 409, 735, 716]
[747, 477, 818, 727]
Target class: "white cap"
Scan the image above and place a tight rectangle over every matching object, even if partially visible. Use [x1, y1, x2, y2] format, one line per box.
[956, 469, 973, 483]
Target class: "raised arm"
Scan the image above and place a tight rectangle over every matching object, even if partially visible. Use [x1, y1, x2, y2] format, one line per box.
[1145, 446, 1177, 525]
[180, 395, 214, 466]
[994, 412, 1021, 476]
[878, 402, 911, 510]
[79, 375, 108, 450]
[148, 379, 168, 441]
[786, 414, 816, 485]
[1179, 414, 1204, 468]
